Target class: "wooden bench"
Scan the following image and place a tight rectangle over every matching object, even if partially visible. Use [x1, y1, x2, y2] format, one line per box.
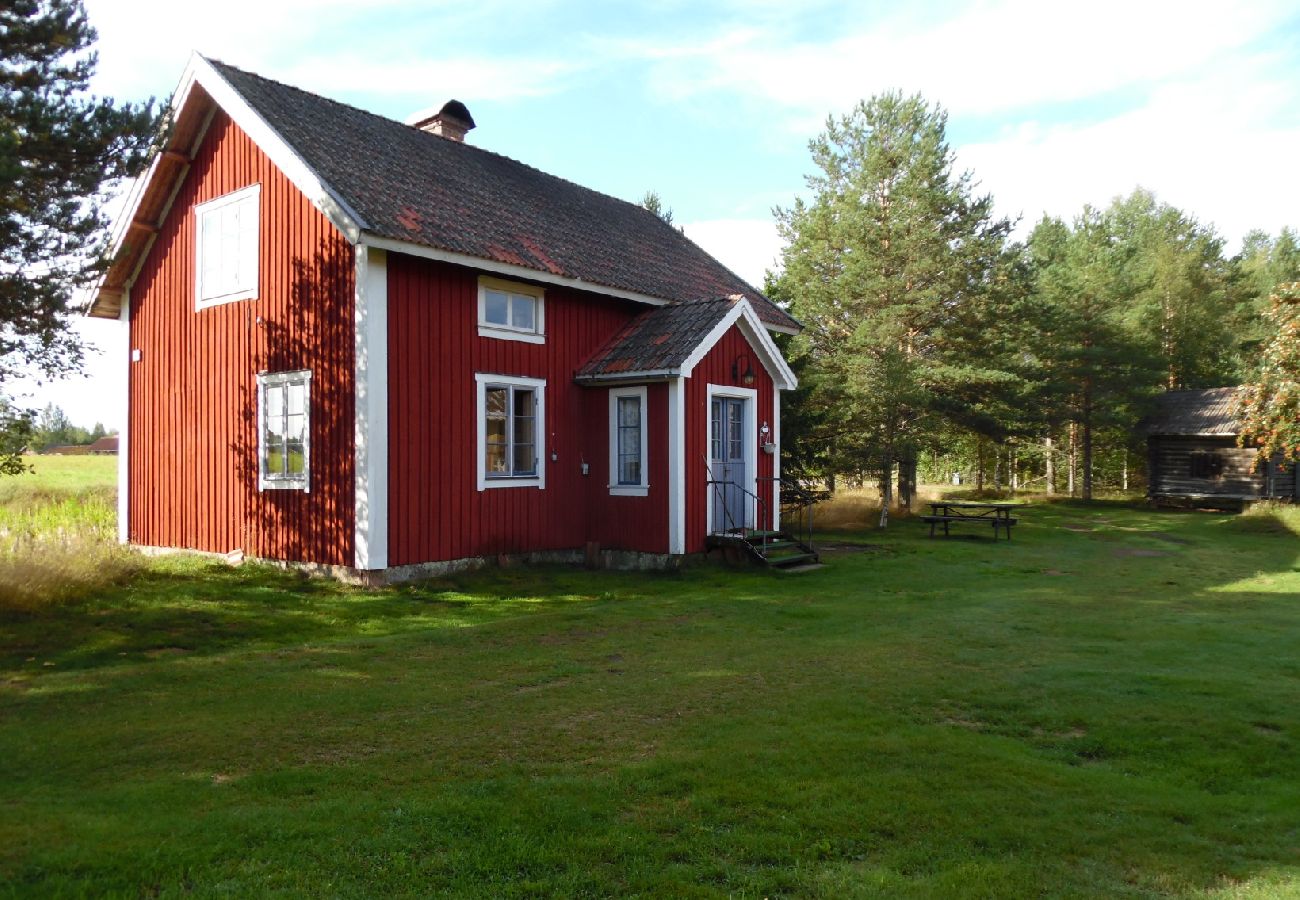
[920, 513, 1019, 540]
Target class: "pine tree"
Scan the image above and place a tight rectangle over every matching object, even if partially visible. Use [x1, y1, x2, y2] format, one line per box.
[1026, 209, 1160, 500]
[0, 0, 159, 471]
[1107, 189, 1235, 389]
[772, 92, 1013, 524]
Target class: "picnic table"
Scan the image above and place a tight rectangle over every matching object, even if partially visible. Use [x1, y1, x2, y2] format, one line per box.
[921, 501, 1022, 541]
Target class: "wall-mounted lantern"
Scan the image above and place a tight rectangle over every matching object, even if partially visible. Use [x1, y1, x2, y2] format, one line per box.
[732, 353, 755, 385]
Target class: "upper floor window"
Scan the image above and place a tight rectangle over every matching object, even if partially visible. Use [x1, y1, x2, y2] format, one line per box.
[478, 276, 544, 344]
[475, 373, 546, 490]
[609, 386, 648, 496]
[257, 369, 311, 492]
[195, 184, 260, 309]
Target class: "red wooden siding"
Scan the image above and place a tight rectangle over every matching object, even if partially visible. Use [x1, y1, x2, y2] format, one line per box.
[684, 325, 777, 553]
[386, 255, 669, 565]
[127, 110, 355, 566]
[582, 382, 670, 553]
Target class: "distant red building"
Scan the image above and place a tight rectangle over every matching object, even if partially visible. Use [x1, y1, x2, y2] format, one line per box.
[89, 55, 799, 579]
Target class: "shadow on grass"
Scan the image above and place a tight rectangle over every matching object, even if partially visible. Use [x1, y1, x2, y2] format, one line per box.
[0, 556, 701, 674]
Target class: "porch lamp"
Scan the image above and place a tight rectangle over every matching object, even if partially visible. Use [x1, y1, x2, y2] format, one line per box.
[732, 353, 755, 385]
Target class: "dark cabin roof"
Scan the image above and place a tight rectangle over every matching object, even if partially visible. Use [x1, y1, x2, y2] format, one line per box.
[576, 296, 739, 381]
[1144, 387, 1243, 436]
[207, 60, 797, 331]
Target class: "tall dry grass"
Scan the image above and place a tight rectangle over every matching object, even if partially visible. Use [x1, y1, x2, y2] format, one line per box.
[812, 483, 952, 530]
[0, 476, 142, 614]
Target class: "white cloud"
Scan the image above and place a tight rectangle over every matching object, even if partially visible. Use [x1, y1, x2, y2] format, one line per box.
[958, 53, 1300, 247]
[618, 0, 1296, 122]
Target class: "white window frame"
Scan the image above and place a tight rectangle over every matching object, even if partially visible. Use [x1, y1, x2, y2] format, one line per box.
[194, 183, 261, 310]
[608, 385, 649, 496]
[256, 369, 312, 493]
[477, 275, 545, 344]
[475, 373, 546, 490]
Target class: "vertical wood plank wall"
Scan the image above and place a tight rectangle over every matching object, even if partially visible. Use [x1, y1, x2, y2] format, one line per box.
[684, 326, 777, 553]
[386, 255, 670, 565]
[127, 111, 355, 566]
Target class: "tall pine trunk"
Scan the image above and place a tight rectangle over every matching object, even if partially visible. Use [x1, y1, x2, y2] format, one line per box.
[878, 456, 893, 529]
[898, 455, 916, 510]
[1068, 423, 1078, 497]
[1082, 379, 1094, 501]
[1045, 434, 1055, 496]
[976, 436, 986, 492]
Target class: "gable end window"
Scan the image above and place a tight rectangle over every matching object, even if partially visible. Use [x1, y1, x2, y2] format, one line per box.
[608, 386, 648, 496]
[475, 374, 546, 490]
[478, 276, 545, 344]
[257, 369, 311, 492]
[195, 184, 261, 309]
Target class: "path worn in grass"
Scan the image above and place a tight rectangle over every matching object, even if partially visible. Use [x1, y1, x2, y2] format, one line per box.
[2, 501, 1298, 897]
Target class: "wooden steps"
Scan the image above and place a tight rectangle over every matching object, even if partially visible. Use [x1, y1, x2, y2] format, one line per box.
[705, 529, 820, 568]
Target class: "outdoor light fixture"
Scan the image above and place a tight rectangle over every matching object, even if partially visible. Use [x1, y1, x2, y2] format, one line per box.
[732, 354, 755, 385]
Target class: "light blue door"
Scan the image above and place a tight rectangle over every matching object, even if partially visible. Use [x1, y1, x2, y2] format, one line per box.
[710, 397, 746, 533]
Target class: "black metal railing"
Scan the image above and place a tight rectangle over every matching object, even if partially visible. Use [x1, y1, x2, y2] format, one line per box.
[705, 458, 772, 554]
[764, 477, 823, 554]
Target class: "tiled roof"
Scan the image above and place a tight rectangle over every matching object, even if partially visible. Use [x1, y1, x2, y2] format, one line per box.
[208, 60, 797, 330]
[1144, 387, 1243, 436]
[576, 296, 739, 380]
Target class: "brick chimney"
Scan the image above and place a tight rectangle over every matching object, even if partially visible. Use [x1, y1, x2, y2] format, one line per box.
[412, 100, 475, 142]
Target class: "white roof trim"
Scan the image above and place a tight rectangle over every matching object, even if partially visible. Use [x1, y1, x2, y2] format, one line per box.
[92, 53, 365, 308]
[192, 54, 366, 242]
[680, 298, 798, 390]
[361, 234, 673, 309]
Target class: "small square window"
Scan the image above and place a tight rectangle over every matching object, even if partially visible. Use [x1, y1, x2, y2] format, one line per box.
[477, 277, 545, 344]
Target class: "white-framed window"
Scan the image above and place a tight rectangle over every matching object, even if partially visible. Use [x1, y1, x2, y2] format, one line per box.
[195, 183, 261, 309]
[257, 369, 311, 492]
[609, 385, 648, 496]
[477, 276, 545, 344]
[475, 373, 546, 490]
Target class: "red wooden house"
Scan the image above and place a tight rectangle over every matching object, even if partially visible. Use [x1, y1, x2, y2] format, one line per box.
[88, 55, 802, 579]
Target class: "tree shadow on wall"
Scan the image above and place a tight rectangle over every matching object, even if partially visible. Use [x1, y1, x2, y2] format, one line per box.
[231, 238, 354, 566]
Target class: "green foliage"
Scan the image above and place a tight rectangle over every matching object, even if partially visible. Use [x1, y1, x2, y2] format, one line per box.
[0, 396, 33, 474]
[639, 189, 675, 226]
[25, 401, 106, 451]
[1237, 283, 1300, 464]
[2, 503, 1299, 894]
[0, 0, 159, 469]
[772, 92, 1016, 517]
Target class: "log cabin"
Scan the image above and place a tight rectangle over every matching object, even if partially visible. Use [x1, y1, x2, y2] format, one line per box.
[1145, 387, 1297, 508]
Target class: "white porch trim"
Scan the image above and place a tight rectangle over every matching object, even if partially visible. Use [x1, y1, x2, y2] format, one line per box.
[667, 377, 686, 554]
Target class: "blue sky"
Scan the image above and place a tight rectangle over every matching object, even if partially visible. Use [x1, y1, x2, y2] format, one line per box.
[18, 0, 1300, 430]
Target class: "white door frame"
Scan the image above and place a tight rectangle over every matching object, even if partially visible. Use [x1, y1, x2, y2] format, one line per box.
[705, 383, 758, 533]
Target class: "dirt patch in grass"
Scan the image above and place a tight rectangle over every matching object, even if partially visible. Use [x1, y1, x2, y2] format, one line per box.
[1112, 547, 1173, 558]
[815, 542, 889, 554]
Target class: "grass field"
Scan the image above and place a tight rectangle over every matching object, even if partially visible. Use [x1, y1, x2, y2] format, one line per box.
[1, 461, 1299, 896]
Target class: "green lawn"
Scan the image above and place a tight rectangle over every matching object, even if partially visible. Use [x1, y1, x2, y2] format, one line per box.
[1, 489, 1299, 896]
